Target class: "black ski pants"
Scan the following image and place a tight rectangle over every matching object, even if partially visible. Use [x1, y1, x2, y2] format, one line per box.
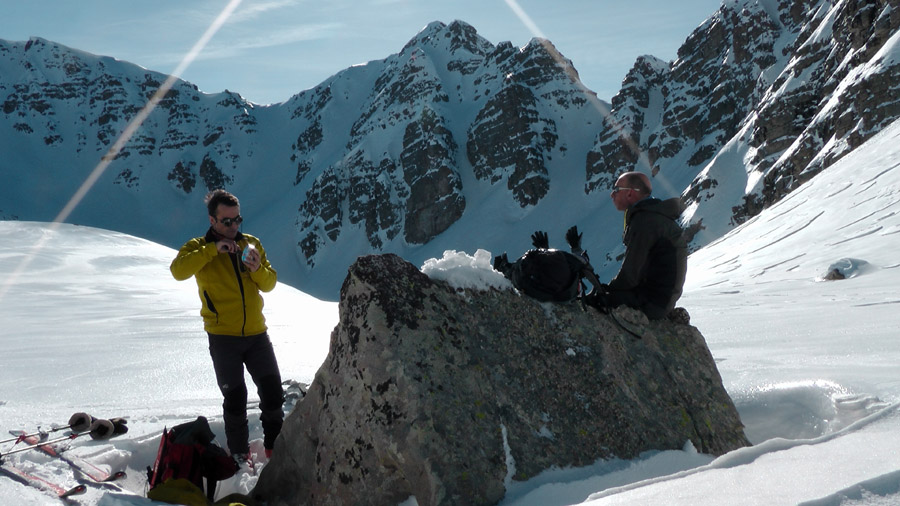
[207, 332, 284, 455]
[590, 287, 668, 320]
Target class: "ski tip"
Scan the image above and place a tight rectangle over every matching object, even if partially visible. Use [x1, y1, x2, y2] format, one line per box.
[60, 484, 87, 498]
[105, 470, 127, 482]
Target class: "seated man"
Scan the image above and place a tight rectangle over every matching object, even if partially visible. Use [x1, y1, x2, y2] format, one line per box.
[583, 171, 687, 319]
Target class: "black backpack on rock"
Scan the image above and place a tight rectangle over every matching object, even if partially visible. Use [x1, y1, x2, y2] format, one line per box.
[495, 248, 601, 303]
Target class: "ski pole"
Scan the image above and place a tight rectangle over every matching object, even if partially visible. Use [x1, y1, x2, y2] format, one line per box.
[0, 433, 89, 459]
[0, 412, 95, 445]
[1, 427, 67, 446]
[0, 417, 124, 459]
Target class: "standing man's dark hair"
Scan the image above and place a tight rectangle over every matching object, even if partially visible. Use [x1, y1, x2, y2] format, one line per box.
[206, 189, 240, 216]
[171, 189, 284, 462]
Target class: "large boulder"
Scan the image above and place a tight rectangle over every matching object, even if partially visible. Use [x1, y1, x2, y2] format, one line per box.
[253, 254, 749, 505]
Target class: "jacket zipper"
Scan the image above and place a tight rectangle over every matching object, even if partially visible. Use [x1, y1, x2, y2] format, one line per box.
[229, 251, 247, 336]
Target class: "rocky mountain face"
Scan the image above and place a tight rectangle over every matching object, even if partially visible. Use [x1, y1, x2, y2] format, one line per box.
[0, 39, 255, 196]
[252, 254, 749, 506]
[589, 0, 900, 244]
[288, 21, 593, 265]
[0, 21, 606, 297]
[2, 0, 899, 298]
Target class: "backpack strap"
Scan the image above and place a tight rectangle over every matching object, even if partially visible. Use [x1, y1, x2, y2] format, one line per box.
[147, 427, 170, 489]
[206, 478, 217, 502]
[566, 251, 602, 291]
[570, 251, 604, 311]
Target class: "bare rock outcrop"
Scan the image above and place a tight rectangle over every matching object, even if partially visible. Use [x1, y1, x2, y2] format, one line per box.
[254, 254, 749, 505]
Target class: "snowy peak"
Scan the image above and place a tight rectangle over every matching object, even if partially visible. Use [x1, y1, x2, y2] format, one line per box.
[0, 35, 258, 197]
[289, 20, 601, 278]
[402, 20, 493, 59]
[3, 3, 900, 298]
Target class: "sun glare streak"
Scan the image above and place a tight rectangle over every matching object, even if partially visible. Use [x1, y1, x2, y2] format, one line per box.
[501, 0, 678, 200]
[0, 0, 243, 302]
[54, 0, 243, 227]
[502, 0, 546, 39]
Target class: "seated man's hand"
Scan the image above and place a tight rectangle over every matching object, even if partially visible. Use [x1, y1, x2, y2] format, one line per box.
[583, 284, 610, 311]
[531, 230, 549, 249]
[493, 253, 511, 275]
[566, 226, 582, 250]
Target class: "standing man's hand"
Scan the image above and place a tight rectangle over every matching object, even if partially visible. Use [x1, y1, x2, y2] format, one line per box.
[242, 246, 261, 272]
[215, 239, 239, 254]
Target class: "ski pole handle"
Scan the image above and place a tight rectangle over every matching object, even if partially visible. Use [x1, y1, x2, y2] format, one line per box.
[68, 412, 94, 433]
[1, 412, 95, 445]
[88, 419, 115, 440]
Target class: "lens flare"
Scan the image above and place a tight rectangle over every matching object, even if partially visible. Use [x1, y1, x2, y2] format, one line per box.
[0, 0, 244, 301]
[502, 0, 677, 198]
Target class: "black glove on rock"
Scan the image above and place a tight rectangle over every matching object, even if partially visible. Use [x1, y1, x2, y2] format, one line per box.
[493, 253, 511, 276]
[531, 230, 549, 249]
[566, 226, 582, 251]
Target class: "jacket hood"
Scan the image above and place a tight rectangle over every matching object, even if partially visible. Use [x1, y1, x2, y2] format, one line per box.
[631, 197, 686, 221]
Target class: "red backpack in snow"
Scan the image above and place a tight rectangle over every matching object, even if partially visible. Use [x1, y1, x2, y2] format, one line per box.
[146, 416, 237, 501]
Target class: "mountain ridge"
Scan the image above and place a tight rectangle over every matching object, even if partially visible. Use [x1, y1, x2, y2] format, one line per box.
[2, 0, 899, 300]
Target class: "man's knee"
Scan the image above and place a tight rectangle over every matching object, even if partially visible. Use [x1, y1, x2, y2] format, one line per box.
[222, 384, 248, 415]
[257, 374, 284, 413]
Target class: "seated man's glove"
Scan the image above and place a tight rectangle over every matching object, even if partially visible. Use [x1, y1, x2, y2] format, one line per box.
[531, 230, 549, 249]
[583, 284, 610, 312]
[566, 226, 582, 252]
[493, 253, 512, 276]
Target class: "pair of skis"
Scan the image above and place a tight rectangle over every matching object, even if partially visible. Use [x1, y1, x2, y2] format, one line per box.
[0, 412, 128, 501]
[0, 462, 88, 499]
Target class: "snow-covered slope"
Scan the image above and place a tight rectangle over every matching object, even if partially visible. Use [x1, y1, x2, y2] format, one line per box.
[3, 117, 900, 505]
[0, 221, 334, 504]
[581, 101, 900, 506]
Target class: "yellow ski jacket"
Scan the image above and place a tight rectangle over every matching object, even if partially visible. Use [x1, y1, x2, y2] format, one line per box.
[170, 229, 276, 336]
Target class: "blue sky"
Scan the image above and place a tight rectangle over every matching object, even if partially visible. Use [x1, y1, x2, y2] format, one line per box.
[1, 0, 723, 105]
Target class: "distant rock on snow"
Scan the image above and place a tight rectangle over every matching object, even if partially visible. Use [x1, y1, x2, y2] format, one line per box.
[253, 254, 749, 506]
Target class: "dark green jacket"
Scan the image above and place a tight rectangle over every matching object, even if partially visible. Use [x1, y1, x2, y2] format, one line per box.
[609, 197, 687, 318]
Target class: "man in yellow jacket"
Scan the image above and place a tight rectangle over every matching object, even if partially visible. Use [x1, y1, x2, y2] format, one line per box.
[170, 189, 283, 461]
